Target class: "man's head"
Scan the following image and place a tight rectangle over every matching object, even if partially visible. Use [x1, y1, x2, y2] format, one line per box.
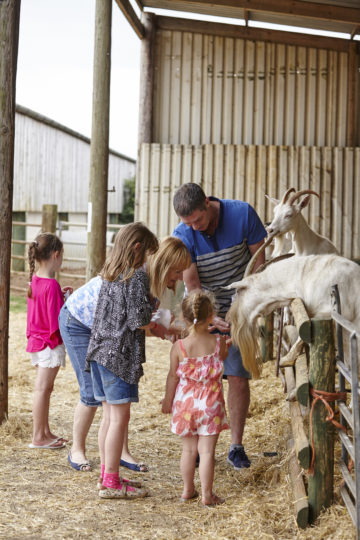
[173, 183, 211, 232]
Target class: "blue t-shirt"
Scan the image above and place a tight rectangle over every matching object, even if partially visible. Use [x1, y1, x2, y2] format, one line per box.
[173, 198, 266, 317]
[65, 276, 102, 328]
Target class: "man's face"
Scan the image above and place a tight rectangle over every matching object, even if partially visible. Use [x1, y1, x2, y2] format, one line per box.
[181, 204, 211, 232]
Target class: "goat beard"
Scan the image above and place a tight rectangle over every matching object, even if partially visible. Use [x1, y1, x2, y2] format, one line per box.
[229, 299, 262, 379]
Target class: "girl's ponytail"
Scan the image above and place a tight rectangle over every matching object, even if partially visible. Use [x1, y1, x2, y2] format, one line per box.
[27, 241, 38, 298]
[181, 289, 215, 330]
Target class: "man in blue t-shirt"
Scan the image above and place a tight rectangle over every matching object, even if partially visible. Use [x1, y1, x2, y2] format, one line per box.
[173, 183, 266, 470]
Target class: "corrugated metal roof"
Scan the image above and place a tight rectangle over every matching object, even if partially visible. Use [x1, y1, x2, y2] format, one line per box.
[139, 0, 360, 36]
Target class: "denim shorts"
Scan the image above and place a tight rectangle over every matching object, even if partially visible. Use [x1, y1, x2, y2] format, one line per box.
[90, 362, 139, 405]
[224, 344, 251, 379]
[211, 329, 251, 379]
[58, 304, 101, 407]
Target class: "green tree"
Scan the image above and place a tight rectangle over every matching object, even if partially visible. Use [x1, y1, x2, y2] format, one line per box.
[119, 177, 135, 223]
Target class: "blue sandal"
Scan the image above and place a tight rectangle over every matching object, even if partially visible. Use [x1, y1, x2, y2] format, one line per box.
[68, 451, 92, 471]
[120, 459, 148, 472]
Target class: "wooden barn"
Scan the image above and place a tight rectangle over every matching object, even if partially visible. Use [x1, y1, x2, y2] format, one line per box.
[13, 105, 136, 266]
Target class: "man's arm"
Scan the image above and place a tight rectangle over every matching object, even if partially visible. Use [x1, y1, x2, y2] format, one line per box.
[248, 239, 265, 273]
[182, 262, 202, 292]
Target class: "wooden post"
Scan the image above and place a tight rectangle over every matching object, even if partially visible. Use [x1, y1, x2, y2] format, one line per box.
[42, 204, 57, 233]
[86, 0, 112, 281]
[287, 439, 309, 528]
[285, 367, 310, 469]
[308, 318, 336, 523]
[260, 313, 273, 363]
[296, 353, 309, 407]
[135, 12, 155, 221]
[0, 0, 21, 424]
[291, 298, 311, 343]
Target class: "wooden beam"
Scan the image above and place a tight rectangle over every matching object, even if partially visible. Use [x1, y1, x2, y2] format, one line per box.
[86, 0, 112, 281]
[135, 12, 155, 220]
[150, 0, 360, 25]
[115, 0, 145, 39]
[156, 15, 350, 52]
[346, 42, 359, 147]
[287, 438, 309, 528]
[0, 0, 21, 424]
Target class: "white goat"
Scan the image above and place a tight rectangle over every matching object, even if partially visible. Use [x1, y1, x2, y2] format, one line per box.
[266, 188, 338, 256]
[228, 254, 360, 378]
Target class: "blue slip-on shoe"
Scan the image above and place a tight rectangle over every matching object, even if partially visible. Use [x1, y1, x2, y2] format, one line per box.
[120, 459, 149, 472]
[67, 451, 91, 471]
[227, 444, 251, 470]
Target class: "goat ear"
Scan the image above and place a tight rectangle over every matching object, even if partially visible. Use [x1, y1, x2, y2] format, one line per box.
[299, 195, 311, 209]
[265, 194, 279, 206]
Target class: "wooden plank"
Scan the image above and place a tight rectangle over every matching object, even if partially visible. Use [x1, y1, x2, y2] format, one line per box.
[332, 147, 343, 255]
[291, 298, 311, 343]
[169, 32, 182, 143]
[253, 41, 265, 145]
[180, 32, 192, 144]
[353, 149, 360, 260]
[346, 43, 357, 147]
[305, 47, 317, 146]
[213, 144, 224, 196]
[310, 147, 321, 232]
[224, 144, 235, 199]
[263, 42, 275, 145]
[233, 38, 244, 144]
[159, 145, 172, 238]
[326, 50, 336, 147]
[343, 148, 354, 259]
[287, 438, 309, 529]
[156, 16, 350, 52]
[149, 143, 161, 234]
[114, 0, 144, 39]
[336, 52, 348, 147]
[296, 353, 309, 407]
[315, 49, 327, 147]
[294, 46, 306, 145]
[243, 40, 255, 144]
[156, 30, 172, 142]
[273, 43, 285, 145]
[212, 35, 224, 144]
[256, 145, 267, 219]
[234, 145, 246, 202]
[191, 33, 203, 145]
[284, 45, 296, 145]
[321, 147, 332, 241]
[136, 143, 150, 223]
[201, 34, 212, 144]
[246, 145, 256, 207]
[169, 145, 182, 232]
[203, 144, 213, 195]
[285, 367, 310, 469]
[222, 37, 235, 144]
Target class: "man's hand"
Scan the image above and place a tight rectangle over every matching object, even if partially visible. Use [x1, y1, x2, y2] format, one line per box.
[209, 315, 230, 333]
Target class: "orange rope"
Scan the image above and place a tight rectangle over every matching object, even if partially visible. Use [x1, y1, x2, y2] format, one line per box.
[308, 388, 347, 476]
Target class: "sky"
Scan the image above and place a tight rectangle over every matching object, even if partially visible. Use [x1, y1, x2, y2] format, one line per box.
[16, 1, 357, 161]
[16, 0, 141, 159]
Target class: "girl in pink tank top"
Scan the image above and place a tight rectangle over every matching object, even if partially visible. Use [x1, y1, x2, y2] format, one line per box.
[162, 290, 229, 506]
[26, 233, 72, 450]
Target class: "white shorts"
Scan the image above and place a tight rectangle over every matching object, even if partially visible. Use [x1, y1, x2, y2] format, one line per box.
[30, 344, 66, 368]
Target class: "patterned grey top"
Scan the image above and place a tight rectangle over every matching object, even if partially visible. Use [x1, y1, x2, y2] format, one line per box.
[85, 268, 152, 384]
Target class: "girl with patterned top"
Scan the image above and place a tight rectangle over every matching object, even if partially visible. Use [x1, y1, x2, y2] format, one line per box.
[162, 290, 229, 506]
[27, 233, 72, 450]
[85, 222, 158, 499]
[59, 235, 191, 473]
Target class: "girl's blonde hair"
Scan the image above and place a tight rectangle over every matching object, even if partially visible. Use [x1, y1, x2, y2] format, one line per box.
[101, 222, 158, 282]
[27, 233, 63, 298]
[147, 236, 191, 298]
[181, 289, 215, 330]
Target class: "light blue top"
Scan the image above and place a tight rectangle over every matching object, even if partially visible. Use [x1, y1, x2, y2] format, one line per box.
[65, 276, 102, 328]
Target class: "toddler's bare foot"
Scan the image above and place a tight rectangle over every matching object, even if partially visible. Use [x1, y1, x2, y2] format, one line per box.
[180, 489, 198, 502]
[202, 493, 225, 506]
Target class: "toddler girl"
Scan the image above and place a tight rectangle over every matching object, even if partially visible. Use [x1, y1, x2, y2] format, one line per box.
[27, 233, 71, 449]
[85, 222, 158, 499]
[162, 290, 229, 506]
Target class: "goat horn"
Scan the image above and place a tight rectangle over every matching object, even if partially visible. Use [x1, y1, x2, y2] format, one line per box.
[281, 187, 296, 204]
[243, 234, 274, 278]
[287, 190, 320, 206]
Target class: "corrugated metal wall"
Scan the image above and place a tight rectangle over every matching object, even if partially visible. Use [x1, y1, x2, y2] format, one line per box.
[137, 143, 360, 260]
[13, 110, 136, 214]
[153, 30, 350, 147]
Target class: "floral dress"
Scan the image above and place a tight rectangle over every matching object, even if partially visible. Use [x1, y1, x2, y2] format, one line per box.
[171, 336, 229, 437]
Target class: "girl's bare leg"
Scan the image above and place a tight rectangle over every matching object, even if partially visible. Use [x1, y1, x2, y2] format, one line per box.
[69, 402, 97, 464]
[98, 401, 110, 466]
[180, 435, 198, 499]
[198, 434, 224, 505]
[31, 366, 63, 447]
[104, 403, 131, 473]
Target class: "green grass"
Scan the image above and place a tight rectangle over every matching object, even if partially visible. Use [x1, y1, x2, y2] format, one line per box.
[10, 294, 27, 313]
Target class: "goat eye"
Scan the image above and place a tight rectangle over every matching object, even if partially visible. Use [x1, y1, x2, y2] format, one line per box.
[285, 213, 292, 219]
